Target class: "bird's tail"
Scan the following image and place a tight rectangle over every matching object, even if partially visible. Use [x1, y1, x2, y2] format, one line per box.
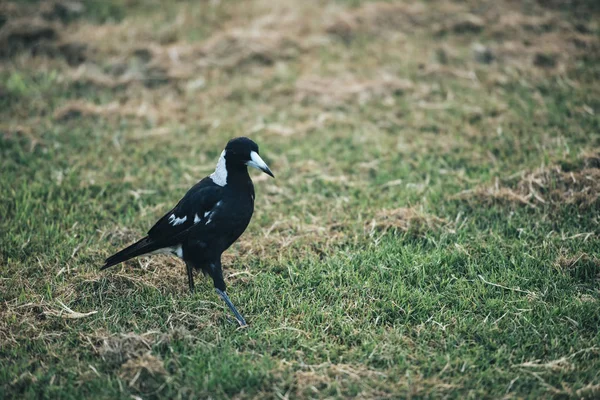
[101, 236, 159, 270]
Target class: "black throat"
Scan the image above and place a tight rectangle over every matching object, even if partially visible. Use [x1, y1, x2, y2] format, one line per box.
[224, 159, 253, 188]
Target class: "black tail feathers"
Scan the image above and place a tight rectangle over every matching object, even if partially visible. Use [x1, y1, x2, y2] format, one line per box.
[101, 236, 159, 270]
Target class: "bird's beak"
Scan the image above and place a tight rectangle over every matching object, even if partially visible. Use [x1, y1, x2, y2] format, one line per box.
[247, 151, 274, 178]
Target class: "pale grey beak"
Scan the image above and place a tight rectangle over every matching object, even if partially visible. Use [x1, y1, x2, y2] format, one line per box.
[246, 151, 274, 178]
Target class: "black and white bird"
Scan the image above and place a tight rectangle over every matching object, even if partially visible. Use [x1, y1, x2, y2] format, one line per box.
[101, 137, 274, 327]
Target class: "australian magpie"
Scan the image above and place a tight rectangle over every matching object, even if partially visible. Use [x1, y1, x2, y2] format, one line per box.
[101, 137, 274, 327]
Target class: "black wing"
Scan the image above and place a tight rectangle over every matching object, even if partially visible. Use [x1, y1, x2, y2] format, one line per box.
[147, 177, 223, 242]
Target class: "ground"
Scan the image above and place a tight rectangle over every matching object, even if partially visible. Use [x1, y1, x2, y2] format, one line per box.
[1, 0, 599, 398]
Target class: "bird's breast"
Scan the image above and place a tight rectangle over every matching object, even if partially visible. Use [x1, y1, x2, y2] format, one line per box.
[218, 192, 254, 226]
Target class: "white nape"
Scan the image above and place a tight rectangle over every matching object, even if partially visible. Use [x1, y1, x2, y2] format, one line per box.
[210, 150, 228, 187]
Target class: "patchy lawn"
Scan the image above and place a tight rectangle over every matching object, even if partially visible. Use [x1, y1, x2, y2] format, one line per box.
[1, 0, 599, 398]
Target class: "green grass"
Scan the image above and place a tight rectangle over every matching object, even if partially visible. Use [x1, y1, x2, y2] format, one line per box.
[1, 0, 600, 398]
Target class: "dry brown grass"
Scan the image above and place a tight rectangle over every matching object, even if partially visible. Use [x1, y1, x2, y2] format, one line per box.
[326, 0, 598, 76]
[270, 360, 459, 399]
[195, 28, 303, 70]
[0, 2, 88, 63]
[455, 151, 600, 209]
[227, 216, 350, 265]
[554, 250, 600, 282]
[325, 2, 459, 39]
[0, 17, 58, 56]
[83, 331, 171, 392]
[296, 74, 414, 107]
[369, 207, 448, 236]
[3, 0, 596, 144]
[556, 252, 597, 268]
[119, 352, 168, 391]
[291, 362, 389, 398]
[53, 97, 186, 126]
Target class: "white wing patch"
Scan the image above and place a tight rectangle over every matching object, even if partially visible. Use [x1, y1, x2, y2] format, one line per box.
[194, 213, 200, 223]
[168, 214, 187, 226]
[202, 211, 213, 225]
[209, 150, 227, 187]
[205, 201, 221, 225]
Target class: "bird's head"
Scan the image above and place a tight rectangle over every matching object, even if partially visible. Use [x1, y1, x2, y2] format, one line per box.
[224, 137, 274, 178]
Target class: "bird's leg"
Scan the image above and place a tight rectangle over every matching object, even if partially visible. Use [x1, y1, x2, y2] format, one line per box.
[210, 261, 247, 327]
[186, 262, 195, 293]
[215, 288, 247, 327]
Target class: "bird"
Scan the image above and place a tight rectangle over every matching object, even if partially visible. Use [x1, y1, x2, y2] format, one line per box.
[101, 137, 274, 327]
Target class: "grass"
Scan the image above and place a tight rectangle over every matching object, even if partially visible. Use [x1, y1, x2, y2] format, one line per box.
[1, 0, 600, 398]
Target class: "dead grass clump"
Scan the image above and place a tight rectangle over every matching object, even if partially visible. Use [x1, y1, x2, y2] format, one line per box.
[533, 52, 559, 68]
[66, 65, 129, 89]
[0, 0, 83, 24]
[444, 14, 485, 35]
[55, 41, 87, 65]
[0, 17, 58, 57]
[296, 74, 413, 107]
[453, 183, 536, 208]
[491, 11, 560, 37]
[515, 165, 600, 209]
[73, 7, 315, 88]
[326, 0, 598, 75]
[0, 3, 89, 64]
[79, 257, 188, 298]
[291, 362, 388, 398]
[555, 252, 600, 281]
[535, 0, 600, 19]
[326, 1, 492, 40]
[119, 352, 168, 391]
[53, 101, 113, 121]
[325, 2, 439, 40]
[98, 332, 155, 366]
[556, 253, 599, 269]
[230, 217, 348, 263]
[0, 124, 44, 152]
[95, 333, 172, 392]
[103, 226, 142, 247]
[482, 7, 598, 73]
[196, 29, 302, 70]
[283, 361, 458, 398]
[87, 329, 203, 364]
[67, 56, 172, 89]
[0, 300, 44, 347]
[455, 152, 600, 210]
[53, 96, 186, 126]
[40, 1, 85, 23]
[370, 207, 447, 236]
[580, 152, 600, 169]
[515, 347, 600, 373]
